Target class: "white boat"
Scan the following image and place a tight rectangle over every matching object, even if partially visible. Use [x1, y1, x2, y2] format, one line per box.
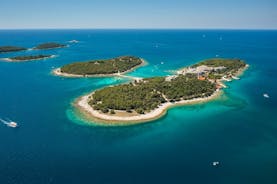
[232, 76, 240, 80]
[263, 93, 269, 98]
[68, 40, 79, 43]
[222, 77, 231, 82]
[218, 82, 227, 88]
[0, 118, 18, 128]
[212, 161, 220, 166]
[7, 121, 18, 128]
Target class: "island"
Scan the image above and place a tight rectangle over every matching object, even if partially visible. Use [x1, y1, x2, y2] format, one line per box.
[3, 55, 54, 62]
[0, 46, 27, 53]
[34, 42, 66, 50]
[53, 56, 145, 77]
[75, 58, 248, 125]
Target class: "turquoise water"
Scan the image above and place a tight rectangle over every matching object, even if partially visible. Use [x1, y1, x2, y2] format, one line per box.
[0, 30, 276, 184]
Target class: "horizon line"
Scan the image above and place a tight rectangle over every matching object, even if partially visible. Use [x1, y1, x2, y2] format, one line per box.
[0, 28, 277, 31]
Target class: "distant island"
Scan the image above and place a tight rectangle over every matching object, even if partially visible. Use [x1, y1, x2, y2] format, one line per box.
[53, 56, 145, 77]
[0, 46, 27, 53]
[34, 42, 66, 50]
[75, 58, 248, 125]
[3, 55, 54, 62]
[0, 42, 66, 53]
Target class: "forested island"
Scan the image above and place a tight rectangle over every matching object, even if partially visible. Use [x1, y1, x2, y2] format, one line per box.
[34, 42, 66, 50]
[76, 58, 248, 125]
[5, 55, 54, 62]
[90, 75, 215, 114]
[0, 46, 27, 53]
[1, 42, 66, 52]
[54, 56, 144, 77]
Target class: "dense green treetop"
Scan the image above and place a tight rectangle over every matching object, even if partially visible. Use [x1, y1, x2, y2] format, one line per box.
[9, 55, 51, 61]
[0, 46, 27, 53]
[89, 74, 216, 114]
[60, 56, 143, 75]
[34, 42, 66, 50]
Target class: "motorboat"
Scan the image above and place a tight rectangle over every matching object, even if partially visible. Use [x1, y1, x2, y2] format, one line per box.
[212, 161, 220, 166]
[263, 93, 269, 98]
[68, 40, 79, 43]
[0, 118, 18, 128]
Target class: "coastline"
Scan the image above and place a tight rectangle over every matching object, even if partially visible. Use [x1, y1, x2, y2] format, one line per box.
[236, 64, 249, 77]
[74, 89, 222, 126]
[1, 55, 56, 62]
[52, 58, 147, 78]
[73, 63, 249, 126]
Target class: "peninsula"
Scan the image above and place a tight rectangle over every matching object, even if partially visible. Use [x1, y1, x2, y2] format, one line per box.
[53, 56, 145, 77]
[76, 58, 248, 125]
[3, 55, 54, 62]
[0, 46, 27, 53]
[34, 42, 66, 50]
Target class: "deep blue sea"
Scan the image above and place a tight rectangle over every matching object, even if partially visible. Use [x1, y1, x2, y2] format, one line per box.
[0, 29, 276, 184]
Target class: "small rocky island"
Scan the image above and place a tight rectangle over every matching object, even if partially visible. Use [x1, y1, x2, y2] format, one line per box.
[5, 55, 53, 62]
[0, 46, 27, 53]
[76, 58, 248, 125]
[54, 56, 144, 77]
[34, 42, 66, 50]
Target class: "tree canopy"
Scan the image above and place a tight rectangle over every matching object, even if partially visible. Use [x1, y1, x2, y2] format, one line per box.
[61, 56, 143, 75]
[89, 74, 216, 114]
[34, 42, 66, 50]
[9, 55, 52, 61]
[0, 46, 27, 53]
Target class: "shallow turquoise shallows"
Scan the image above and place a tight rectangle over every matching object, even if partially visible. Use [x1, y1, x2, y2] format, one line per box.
[0, 30, 276, 184]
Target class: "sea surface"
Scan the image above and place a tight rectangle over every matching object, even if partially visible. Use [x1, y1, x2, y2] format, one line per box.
[0, 29, 276, 184]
